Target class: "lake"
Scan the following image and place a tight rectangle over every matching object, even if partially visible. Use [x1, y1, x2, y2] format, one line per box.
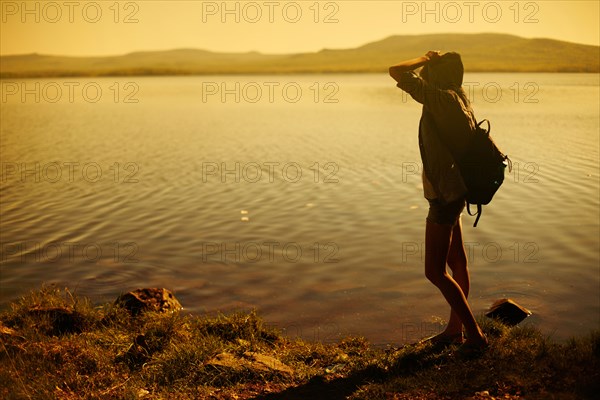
[1, 73, 598, 345]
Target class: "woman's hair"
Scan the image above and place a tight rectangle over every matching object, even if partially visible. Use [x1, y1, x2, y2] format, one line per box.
[420, 52, 464, 89]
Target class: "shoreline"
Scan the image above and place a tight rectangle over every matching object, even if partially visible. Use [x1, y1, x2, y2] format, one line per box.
[2, 69, 599, 79]
[1, 286, 598, 399]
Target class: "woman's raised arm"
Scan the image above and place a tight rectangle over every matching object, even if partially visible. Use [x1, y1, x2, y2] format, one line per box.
[389, 51, 441, 82]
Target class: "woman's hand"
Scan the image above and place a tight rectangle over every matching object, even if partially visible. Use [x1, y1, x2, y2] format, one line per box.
[425, 51, 442, 62]
[389, 51, 441, 82]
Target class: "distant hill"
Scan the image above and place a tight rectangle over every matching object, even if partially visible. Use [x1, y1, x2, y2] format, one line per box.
[1, 33, 598, 78]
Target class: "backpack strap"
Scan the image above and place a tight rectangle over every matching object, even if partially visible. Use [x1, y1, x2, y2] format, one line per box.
[466, 203, 482, 227]
[477, 119, 490, 134]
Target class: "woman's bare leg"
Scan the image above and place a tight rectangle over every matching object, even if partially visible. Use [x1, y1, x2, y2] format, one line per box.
[443, 219, 470, 336]
[424, 219, 485, 344]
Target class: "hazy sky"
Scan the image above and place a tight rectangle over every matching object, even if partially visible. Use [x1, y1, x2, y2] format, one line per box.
[1, 0, 598, 56]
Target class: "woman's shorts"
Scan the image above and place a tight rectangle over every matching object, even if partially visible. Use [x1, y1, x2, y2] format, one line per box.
[426, 198, 465, 226]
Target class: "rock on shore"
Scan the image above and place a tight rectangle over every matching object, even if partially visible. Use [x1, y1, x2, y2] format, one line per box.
[115, 288, 182, 315]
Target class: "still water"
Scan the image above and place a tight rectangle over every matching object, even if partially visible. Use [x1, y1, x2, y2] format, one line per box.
[1, 73, 598, 345]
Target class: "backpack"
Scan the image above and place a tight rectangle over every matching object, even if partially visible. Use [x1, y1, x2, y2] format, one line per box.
[457, 119, 511, 227]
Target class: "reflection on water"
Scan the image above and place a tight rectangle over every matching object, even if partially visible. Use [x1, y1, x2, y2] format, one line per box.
[1, 73, 598, 344]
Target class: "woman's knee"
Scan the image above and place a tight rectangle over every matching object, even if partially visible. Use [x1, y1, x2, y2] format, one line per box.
[447, 251, 467, 272]
[425, 268, 450, 286]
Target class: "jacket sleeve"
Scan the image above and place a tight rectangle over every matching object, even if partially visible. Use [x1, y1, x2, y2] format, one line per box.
[395, 71, 454, 116]
[395, 71, 424, 103]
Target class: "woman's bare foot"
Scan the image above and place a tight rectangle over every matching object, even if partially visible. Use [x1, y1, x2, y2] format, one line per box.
[465, 328, 488, 346]
[457, 333, 489, 357]
[421, 330, 464, 345]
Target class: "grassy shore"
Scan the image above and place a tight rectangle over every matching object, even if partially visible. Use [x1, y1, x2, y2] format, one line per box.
[1, 286, 598, 399]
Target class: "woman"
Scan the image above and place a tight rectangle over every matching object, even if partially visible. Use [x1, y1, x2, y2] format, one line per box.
[389, 51, 488, 355]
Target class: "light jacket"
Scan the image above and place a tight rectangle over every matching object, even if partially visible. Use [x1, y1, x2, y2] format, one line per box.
[396, 65, 477, 204]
